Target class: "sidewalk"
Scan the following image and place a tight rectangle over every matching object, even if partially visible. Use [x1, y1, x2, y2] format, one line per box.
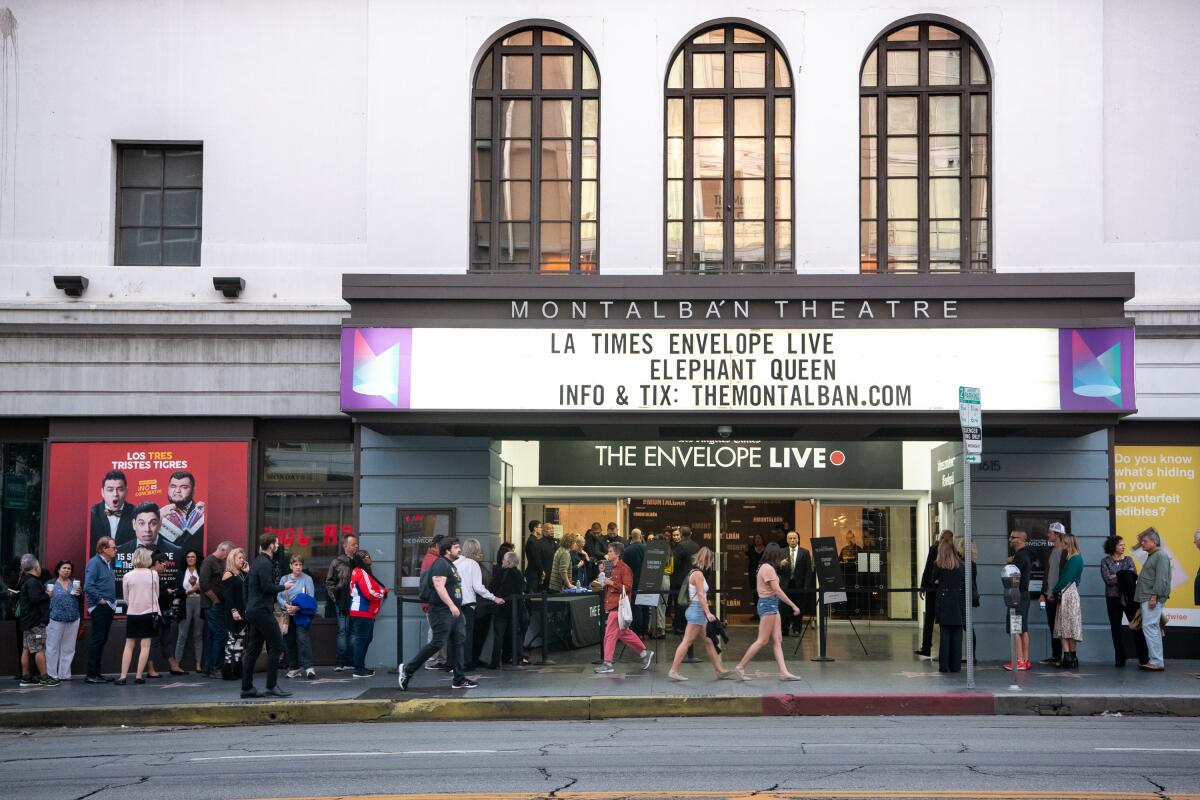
[2, 644, 1196, 727]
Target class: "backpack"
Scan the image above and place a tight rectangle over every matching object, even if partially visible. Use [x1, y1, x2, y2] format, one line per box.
[418, 565, 435, 603]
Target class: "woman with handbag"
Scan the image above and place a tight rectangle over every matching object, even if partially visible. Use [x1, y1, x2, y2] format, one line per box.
[221, 548, 249, 680]
[117, 548, 159, 685]
[668, 547, 736, 681]
[733, 543, 802, 681]
[147, 552, 187, 676]
[594, 541, 653, 675]
[1051, 532, 1085, 668]
[278, 554, 316, 679]
[1101, 535, 1138, 667]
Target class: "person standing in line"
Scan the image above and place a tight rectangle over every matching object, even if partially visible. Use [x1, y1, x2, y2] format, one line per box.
[1050, 532, 1084, 669]
[149, 552, 186, 676]
[83, 536, 118, 683]
[116, 548, 158, 685]
[914, 532, 945, 658]
[324, 534, 359, 673]
[1004, 530, 1033, 671]
[1100, 535, 1138, 668]
[1134, 527, 1172, 671]
[1037, 522, 1067, 665]
[933, 536, 966, 674]
[620, 530, 648, 636]
[240, 534, 291, 698]
[198, 540, 233, 678]
[489, 551, 526, 669]
[457, 538, 503, 671]
[176, 550, 204, 672]
[523, 520, 546, 592]
[221, 547, 249, 680]
[594, 541, 654, 675]
[399, 537, 477, 690]
[17, 555, 54, 686]
[279, 554, 316, 679]
[537, 522, 559, 590]
[348, 550, 387, 678]
[667, 547, 737, 682]
[734, 543, 802, 681]
[45, 560, 83, 681]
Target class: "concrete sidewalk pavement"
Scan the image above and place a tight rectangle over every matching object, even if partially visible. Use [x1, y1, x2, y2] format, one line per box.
[1, 652, 1196, 727]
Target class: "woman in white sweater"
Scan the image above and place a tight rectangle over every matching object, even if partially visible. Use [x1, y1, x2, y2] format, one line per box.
[458, 539, 504, 670]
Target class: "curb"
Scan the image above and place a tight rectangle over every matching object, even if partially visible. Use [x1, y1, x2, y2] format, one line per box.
[1, 692, 1196, 728]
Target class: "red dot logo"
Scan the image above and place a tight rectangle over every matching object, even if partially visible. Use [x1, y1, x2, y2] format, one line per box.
[830, 450, 846, 466]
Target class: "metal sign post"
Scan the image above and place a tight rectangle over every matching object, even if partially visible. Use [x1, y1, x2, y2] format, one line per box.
[959, 386, 981, 690]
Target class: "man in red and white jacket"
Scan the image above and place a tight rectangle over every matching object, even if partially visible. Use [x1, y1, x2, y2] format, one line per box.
[595, 541, 654, 675]
[348, 550, 388, 678]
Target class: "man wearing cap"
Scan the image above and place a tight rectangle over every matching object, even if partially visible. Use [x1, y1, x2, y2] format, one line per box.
[1037, 523, 1067, 665]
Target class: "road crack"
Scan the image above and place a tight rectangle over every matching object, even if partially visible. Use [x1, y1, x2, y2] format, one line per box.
[72, 776, 149, 800]
[1142, 773, 1168, 797]
[537, 742, 566, 757]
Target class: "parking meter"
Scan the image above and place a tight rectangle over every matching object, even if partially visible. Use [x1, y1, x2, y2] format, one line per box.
[1001, 564, 1021, 608]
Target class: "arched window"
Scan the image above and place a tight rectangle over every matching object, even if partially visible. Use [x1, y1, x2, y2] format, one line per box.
[859, 19, 991, 273]
[471, 25, 599, 273]
[664, 21, 794, 274]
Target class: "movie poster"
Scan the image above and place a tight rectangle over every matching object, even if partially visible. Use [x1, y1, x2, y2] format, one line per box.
[44, 442, 250, 608]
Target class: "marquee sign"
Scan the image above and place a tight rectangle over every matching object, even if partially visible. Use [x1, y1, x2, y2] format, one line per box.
[340, 326, 1134, 414]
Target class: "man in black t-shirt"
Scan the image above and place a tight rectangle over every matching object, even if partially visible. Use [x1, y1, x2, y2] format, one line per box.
[1005, 529, 1033, 671]
[399, 537, 475, 690]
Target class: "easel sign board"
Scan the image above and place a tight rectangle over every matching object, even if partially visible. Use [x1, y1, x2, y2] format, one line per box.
[635, 539, 670, 607]
[811, 536, 848, 605]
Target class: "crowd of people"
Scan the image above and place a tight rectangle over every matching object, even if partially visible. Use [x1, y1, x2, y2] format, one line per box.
[11, 518, 1198, 691]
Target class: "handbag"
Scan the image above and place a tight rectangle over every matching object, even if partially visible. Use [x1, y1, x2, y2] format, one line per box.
[274, 608, 291, 636]
[1128, 608, 1142, 630]
[617, 586, 633, 629]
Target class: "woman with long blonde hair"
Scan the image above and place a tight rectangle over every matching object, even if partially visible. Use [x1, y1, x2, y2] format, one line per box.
[668, 547, 737, 681]
[933, 537, 966, 673]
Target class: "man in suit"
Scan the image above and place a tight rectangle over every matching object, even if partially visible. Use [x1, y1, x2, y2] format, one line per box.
[621, 528, 648, 635]
[670, 526, 700, 634]
[159, 470, 205, 556]
[779, 531, 814, 636]
[89, 470, 135, 550]
[116, 502, 182, 562]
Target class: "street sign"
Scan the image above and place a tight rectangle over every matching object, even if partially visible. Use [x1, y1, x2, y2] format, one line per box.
[959, 386, 982, 464]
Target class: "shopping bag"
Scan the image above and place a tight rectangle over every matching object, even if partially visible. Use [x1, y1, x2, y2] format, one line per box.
[618, 587, 633, 630]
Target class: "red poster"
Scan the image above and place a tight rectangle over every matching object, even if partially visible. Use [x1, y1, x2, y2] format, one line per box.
[44, 442, 250, 604]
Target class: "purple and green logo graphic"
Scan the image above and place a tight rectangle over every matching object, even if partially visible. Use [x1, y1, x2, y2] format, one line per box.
[340, 328, 412, 410]
[1058, 328, 1135, 412]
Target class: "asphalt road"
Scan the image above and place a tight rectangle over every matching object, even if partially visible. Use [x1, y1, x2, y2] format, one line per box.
[0, 716, 1197, 800]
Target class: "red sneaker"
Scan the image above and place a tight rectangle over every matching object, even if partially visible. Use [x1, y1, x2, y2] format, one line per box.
[1018, 660, 1031, 671]
[1002, 662, 1015, 671]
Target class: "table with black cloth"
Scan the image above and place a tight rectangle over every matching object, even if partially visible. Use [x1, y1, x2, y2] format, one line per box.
[524, 592, 603, 650]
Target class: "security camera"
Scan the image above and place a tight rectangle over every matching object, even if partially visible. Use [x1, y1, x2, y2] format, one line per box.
[717, 425, 732, 439]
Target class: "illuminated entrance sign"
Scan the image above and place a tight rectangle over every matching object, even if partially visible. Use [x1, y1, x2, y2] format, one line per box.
[539, 440, 902, 489]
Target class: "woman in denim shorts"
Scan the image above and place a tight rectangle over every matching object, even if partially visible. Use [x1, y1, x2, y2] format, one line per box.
[735, 543, 802, 681]
[667, 547, 737, 682]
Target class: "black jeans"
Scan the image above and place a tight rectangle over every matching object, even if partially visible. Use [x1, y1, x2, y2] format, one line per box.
[939, 625, 963, 672]
[241, 608, 284, 691]
[781, 590, 806, 634]
[1105, 596, 1127, 664]
[1044, 599, 1061, 660]
[461, 604, 477, 668]
[405, 606, 466, 682]
[919, 592, 936, 653]
[86, 603, 115, 678]
[490, 602, 523, 667]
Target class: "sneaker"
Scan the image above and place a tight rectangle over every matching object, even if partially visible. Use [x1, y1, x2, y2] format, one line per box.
[352, 669, 375, 678]
[1018, 660, 1031, 671]
[594, 662, 615, 674]
[19, 675, 38, 687]
[39, 676, 59, 687]
[450, 678, 478, 689]
[1002, 662, 1015, 671]
[286, 669, 302, 679]
[305, 669, 316, 679]
[640, 649, 655, 670]
[667, 670, 688, 682]
[1038, 657, 1059, 665]
[398, 664, 411, 691]
[425, 661, 450, 671]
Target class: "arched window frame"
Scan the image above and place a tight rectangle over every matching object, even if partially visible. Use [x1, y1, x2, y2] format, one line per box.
[664, 19, 795, 274]
[859, 16, 992, 273]
[470, 23, 600, 273]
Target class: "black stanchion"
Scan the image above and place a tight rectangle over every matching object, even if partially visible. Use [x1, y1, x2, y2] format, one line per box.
[509, 592, 520, 669]
[539, 589, 549, 665]
[812, 587, 833, 662]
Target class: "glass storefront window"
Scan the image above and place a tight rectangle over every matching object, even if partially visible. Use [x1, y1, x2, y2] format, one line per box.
[263, 442, 353, 482]
[1, 444, 44, 621]
[819, 504, 915, 620]
[262, 491, 354, 600]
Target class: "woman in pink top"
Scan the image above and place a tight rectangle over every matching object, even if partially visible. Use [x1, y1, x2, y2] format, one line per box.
[117, 548, 160, 684]
[734, 543, 801, 681]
